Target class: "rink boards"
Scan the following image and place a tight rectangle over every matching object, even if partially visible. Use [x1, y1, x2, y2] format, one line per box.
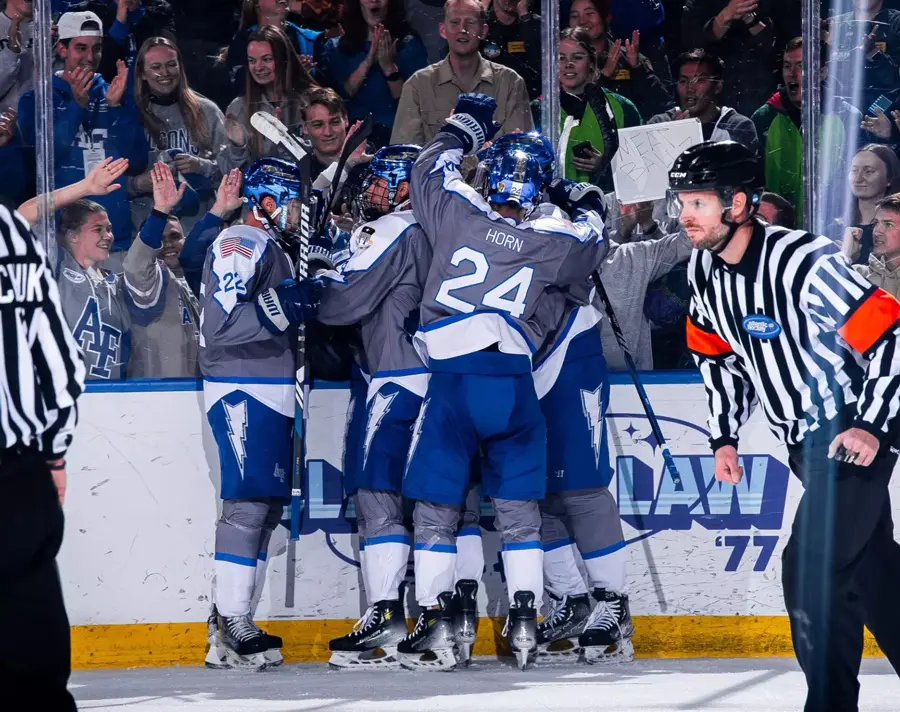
[64, 375, 898, 668]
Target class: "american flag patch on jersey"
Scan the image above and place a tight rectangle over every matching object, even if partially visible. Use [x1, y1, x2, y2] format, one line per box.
[219, 236, 255, 259]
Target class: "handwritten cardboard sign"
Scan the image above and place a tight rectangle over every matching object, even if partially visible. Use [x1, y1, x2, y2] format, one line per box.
[612, 119, 704, 204]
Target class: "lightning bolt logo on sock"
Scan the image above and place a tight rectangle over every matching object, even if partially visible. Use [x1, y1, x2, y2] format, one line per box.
[404, 398, 430, 474]
[223, 400, 248, 479]
[580, 386, 605, 469]
[363, 391, 397, 469]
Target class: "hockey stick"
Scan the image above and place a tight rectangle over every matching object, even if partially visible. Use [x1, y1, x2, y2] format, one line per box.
[591, 271, 682, 488]
[249, 110, 314, 543]
[324, 113, 374, 217]
[250, 111, 310, 165]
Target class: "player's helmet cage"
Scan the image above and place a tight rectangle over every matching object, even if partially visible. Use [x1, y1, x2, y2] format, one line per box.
[351, 144, 421, 222]
[485, 149, 546, 209]
[243, 157, 304, 234]
[666, 140, 763, 220]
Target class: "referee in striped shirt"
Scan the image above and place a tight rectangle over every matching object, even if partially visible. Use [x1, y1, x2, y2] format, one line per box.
[0, 204, 85, 709]
[668, 141, 900, 712]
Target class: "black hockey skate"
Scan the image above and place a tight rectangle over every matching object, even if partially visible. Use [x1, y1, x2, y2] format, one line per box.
[579, 588, 635, 664]
[536, 592, 592, 663]
[451, 579, 479, 667]
[206, 613, 268, 671]
[254, 623, 284, 667]
[398, 592, 457, 670]
[504, 591, 538, 671]
[328, 599, 408, 670]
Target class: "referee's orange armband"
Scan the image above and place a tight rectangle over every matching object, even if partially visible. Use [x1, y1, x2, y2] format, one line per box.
[838, 289, 900, 354]
[686, 317, 733, 357]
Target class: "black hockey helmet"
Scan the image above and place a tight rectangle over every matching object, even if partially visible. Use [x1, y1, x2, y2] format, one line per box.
[667, 141, 763, 252]
[668, 140, 762, 195]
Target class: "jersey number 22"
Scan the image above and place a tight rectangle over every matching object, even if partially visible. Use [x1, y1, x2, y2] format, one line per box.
[435, 247, 535, 318]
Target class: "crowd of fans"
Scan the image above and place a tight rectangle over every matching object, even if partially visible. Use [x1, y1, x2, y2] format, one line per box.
[1, 0, 900, 380]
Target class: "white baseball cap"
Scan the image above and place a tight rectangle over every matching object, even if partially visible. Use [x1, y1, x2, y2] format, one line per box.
[57, 11, 104, 41]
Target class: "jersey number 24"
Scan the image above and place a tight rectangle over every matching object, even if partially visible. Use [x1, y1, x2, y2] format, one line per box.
[435, 247, 534, 318]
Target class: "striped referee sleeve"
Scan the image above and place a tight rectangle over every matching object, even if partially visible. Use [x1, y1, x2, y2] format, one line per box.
[687, 297, 758, 451]
[802, 252, 900, 440]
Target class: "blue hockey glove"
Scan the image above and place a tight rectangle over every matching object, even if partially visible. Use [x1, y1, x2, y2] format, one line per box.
[547, 179, 606, 218]
[441, 93, 501, 154]
[256, 277, 325, 334]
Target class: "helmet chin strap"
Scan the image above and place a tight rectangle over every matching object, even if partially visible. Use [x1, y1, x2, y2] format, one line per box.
[710, 197, 758, 255]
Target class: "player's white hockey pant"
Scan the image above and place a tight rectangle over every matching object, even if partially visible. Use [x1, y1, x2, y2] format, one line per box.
[214, 499, 282, 617]
[414, 497, 542, 608]
[541, 488, 627, 595]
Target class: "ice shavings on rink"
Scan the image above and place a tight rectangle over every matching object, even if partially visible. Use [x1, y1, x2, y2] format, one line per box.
[72, 658, 900, 711]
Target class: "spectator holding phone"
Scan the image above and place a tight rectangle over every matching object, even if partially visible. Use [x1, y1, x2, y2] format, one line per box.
[827, 0, 900, 118]
[555, 27, 641, 186]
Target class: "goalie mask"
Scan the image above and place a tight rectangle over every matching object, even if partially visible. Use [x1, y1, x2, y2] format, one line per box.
[350, 144, 421, 222]
[243, 157, 305, 237]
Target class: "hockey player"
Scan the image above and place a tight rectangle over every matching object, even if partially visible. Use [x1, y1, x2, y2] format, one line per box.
[529, 201, 632, 664]
[311, 144, 432, 669]
[401, 94, 610, 671]
[201, 157, 323, 671]
[670, 140, 900, 711]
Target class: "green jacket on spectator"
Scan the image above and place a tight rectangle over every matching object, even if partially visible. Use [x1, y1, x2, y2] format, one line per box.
[751, 88, 861, 226]
[559, 88, 642, 185]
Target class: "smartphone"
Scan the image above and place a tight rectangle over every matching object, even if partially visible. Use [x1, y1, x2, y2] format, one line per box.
[572, 140, 593, 158]
[869, 94, 893, 116]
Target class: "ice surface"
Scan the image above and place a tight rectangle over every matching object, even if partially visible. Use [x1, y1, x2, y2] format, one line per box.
[72, 658, 900, 711]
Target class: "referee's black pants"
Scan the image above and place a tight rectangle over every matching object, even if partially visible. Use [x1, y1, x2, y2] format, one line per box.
[0, 449, 77, 711]
[783, 415, 900, 712]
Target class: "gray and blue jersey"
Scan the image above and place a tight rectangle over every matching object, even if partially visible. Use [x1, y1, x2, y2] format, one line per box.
[317, 210, 432, 401]
[409, 132, 610, 374]
[199, 224, 296, 418]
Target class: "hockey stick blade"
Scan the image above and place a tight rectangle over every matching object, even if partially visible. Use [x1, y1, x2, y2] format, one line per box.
[250, 111, 309, 163]
[324, 113, 374, 216]
[591, 270, 681, 487]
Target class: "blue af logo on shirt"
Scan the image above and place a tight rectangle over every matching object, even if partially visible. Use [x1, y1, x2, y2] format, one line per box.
[73, 297, 123, 379]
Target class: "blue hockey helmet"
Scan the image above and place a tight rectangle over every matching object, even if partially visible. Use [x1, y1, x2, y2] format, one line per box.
[487, 132, 555, 184]
[485, 149, 545, 209]
[242, 157, 304, 233]
[352, 143, 421, 221]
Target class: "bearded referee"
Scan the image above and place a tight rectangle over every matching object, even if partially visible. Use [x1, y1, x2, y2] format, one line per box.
[669, 141, 900, 712]
[0, 204, 85, 709]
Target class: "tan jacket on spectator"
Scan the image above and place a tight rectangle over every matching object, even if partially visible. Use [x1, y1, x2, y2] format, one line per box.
[854, 257, 900, 301]
[390, 54, 533, 145]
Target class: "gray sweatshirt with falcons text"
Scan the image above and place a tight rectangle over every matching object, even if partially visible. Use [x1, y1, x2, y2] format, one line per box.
[123, 212, 201, 377]
[410, 131, 610, 373]
[317, 211, 432, 398]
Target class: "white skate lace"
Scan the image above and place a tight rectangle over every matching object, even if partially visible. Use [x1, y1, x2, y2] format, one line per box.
[349, 606, 377, 637]
[542, 595, 570, 628]
[584, 599, 620, 633]
[226, 615, 260, 642]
